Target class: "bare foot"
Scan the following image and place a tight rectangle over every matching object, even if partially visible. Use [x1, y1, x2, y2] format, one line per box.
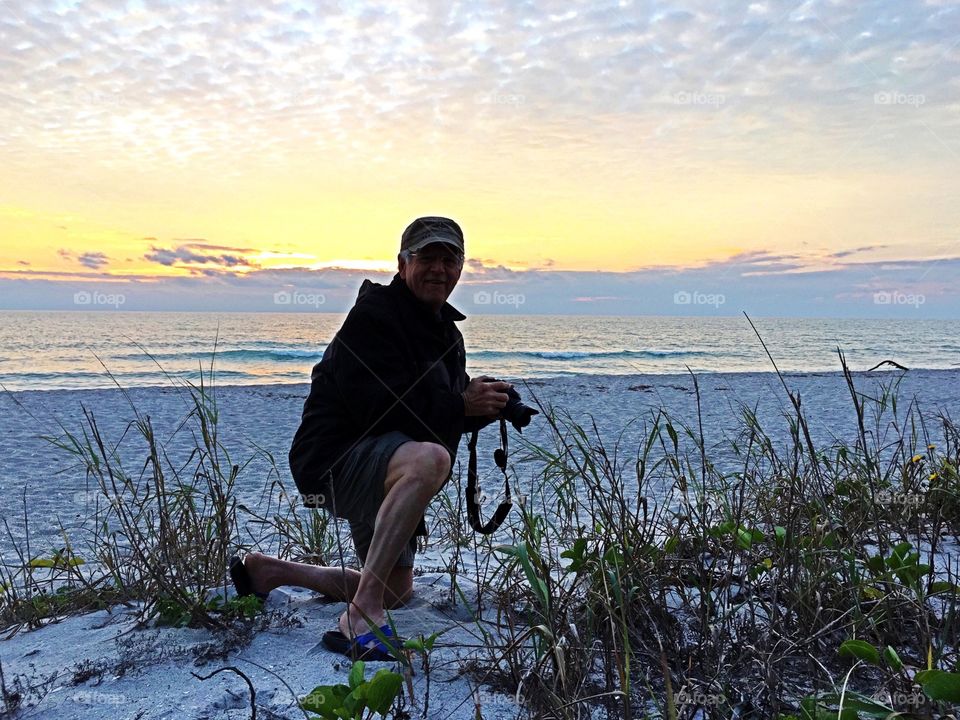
[242, 552, 275, 596]
[338, 603, 385, 639]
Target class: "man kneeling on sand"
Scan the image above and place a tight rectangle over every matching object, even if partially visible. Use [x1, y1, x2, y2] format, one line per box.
[229, 216, 509, 660]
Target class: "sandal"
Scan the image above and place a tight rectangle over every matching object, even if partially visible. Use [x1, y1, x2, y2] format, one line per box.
[229, 556, 269, 601]
[321, 623, 404, 662]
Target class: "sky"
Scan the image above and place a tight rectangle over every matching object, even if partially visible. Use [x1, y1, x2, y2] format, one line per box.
[0, 0, 958, 317]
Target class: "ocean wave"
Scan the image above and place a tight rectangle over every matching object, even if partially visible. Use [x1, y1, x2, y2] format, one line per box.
[0, 368, 314, 392]
[0, 371, 120, 382]
[214, 348, 325, 362]
[107, 347, 326, 363]
[470, 348, 715, 361]
[1, 368, 261, 380]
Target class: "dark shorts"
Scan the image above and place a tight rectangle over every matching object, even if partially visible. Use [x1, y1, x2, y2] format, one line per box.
[320, 431, 417, 568]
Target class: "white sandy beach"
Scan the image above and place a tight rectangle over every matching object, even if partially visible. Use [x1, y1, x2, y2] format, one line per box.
[3, 368, 959, 551]
[1, 368, 959, 718]
[0, 573, 526, 720]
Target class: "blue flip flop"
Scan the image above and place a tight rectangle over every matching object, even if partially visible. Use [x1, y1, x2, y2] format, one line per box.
[229, 556, 269, 601]
[321, 623, 403, 662]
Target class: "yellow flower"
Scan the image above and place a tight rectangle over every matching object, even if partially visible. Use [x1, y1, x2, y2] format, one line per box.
[911, 454, 923, 463]
[929, 472, 939, 481]
[928, 444, 936, 450]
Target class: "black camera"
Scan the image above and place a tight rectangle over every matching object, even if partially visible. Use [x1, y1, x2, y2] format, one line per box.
[487, 379, 538, 432]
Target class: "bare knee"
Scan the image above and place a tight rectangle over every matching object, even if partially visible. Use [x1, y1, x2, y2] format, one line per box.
[415, 443, 451, 483]
[386, 442, 450, 494]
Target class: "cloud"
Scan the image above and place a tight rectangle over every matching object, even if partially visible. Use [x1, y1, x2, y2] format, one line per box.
[2, 254, 959, 317]
[57, 248, 110, 269]
[174, 240, 259, 253]
[3, 0, 958, 320]
[1, 0, 957, 179]
[464, 257, 563, 278]
[77, 252, 108, 269]
[827, 245, 887, 259]
[143, 242, 259, 269]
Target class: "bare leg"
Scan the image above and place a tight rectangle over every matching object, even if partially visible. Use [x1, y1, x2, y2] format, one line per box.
[339, 441, 450, 638]
[238, 441, 446, 631]
[243, 552, 413, 608]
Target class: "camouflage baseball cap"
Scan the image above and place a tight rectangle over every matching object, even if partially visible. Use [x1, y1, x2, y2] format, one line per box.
[400, 216, 465, 255]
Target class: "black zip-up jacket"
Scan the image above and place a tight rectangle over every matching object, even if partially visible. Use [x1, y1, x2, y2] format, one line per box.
[289, 273, 490, 503]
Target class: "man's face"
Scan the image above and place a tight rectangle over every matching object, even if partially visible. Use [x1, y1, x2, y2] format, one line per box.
[398, 242, 463, 312]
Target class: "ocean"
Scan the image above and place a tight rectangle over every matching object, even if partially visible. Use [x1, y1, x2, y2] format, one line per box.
[1, 311, 958, 391]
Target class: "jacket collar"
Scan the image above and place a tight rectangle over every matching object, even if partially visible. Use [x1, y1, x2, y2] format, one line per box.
[390, 273, 466, 323]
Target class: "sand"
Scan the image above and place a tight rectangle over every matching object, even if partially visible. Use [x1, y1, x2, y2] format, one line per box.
[1, 368, 958, 718]
[0, 572, 527, 719]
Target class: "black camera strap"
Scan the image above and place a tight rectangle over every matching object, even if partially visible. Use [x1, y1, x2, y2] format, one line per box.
[466, 418, 512, 534]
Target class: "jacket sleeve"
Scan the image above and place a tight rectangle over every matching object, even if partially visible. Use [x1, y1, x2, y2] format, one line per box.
[332, 304, 466, 451]
[464, 415, 497, 433]
[461, 371, 499, 434]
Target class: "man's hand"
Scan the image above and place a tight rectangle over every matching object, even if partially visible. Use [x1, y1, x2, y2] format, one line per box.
[463, 376, 512, 418]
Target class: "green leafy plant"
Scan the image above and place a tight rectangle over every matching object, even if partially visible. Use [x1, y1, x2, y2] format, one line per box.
[27, 549, 85, 570]
[300, 661, 403, 720]
[913, 669, 960, 703]
[793, 638, 960, 718]
[154, 592, 264, 627]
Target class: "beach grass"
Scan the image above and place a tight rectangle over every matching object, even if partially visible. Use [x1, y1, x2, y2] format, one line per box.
[1, 350, 959, 718]
[0, 361, 266, 632]
[462, 351, 960, 719]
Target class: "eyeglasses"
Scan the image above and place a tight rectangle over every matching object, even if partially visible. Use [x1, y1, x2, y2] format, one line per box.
[409, 250, 464, 270]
